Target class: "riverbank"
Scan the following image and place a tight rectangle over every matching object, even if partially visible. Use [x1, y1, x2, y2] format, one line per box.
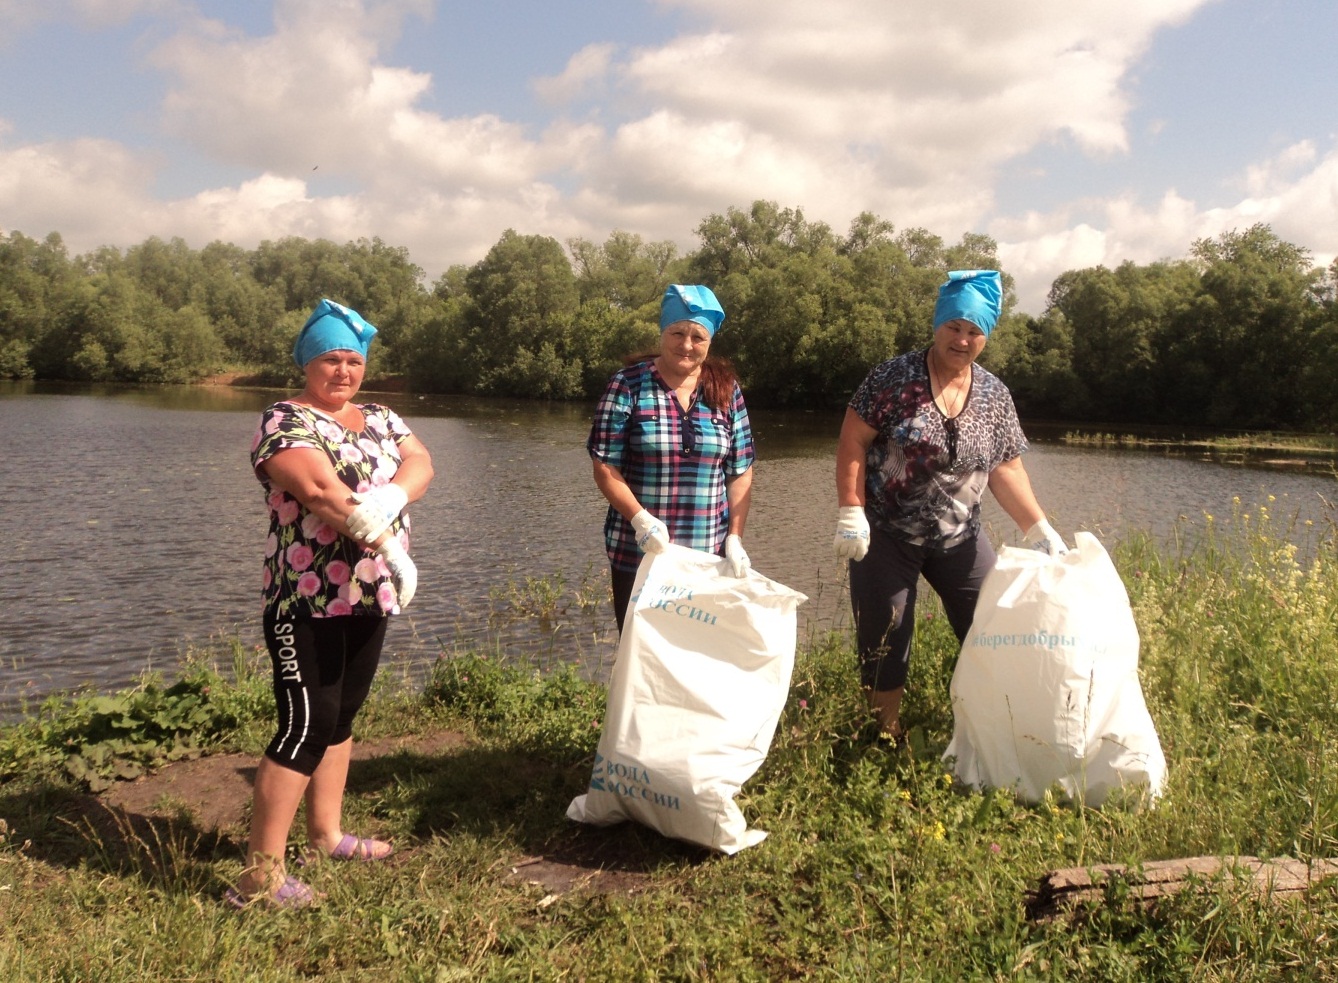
[4, 509, 1338, 979]
[1061, 428, 1338, 473]
[194, 370, 1338, 462]
[197, 368, 412, 392]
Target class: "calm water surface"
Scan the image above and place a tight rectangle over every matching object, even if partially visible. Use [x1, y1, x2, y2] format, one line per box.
[3, 381, 1334, 719]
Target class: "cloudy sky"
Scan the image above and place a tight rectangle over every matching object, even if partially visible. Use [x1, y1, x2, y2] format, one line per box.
[1, 0, 1335, 314]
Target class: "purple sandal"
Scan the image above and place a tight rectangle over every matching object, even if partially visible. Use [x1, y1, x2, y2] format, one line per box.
[323, 832, 394, 862]
[296, 832, 394, 866]
[223, 875, 316, 909]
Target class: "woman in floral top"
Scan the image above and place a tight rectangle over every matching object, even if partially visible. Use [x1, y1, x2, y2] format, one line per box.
[255, 401, 417, 618]
[228, 299, 434, 909]
[832, 271, 1065, 746]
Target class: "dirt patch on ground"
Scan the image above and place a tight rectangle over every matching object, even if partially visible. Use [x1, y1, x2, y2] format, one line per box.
[100, 753, 257, 833]
[100, 729, 469, 835]
[502, 854, 653, 897]
[501, 809, 704, 898]
[96, 728, 655, 896]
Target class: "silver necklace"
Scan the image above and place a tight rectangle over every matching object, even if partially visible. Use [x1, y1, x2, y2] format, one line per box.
[928, 350, 966, 419]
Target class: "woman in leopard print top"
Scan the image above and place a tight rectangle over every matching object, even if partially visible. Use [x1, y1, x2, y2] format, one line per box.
[832, 271, 1066, 743]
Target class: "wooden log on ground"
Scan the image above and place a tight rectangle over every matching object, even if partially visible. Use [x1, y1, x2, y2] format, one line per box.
[1028, 855, 1338, 921]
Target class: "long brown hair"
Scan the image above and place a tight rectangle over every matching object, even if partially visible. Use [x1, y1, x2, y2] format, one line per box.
[625, 353, 741, 413]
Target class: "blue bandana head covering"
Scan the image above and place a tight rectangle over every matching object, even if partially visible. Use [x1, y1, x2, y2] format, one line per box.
[932, 270, 1003, 336]
[292, 299, 378, 367]
[659, 284, 725, 337]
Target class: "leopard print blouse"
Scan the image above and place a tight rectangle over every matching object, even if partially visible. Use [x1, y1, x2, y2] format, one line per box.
[849, 349, 1027, 548]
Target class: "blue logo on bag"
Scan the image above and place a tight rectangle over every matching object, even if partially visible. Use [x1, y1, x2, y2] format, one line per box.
[643, 582, 718, 626]
[589, 754, 681, 811]
[970, 630, 1109, 656]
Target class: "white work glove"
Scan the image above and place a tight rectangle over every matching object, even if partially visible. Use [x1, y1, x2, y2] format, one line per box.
[347, 483, 408, 543]
[1025, 518, 1070, 557]
[833, 505, 870, 562]
[376, 536, 418, 609]
[724, 534, 751, 577]
[630, 509, 670, 555]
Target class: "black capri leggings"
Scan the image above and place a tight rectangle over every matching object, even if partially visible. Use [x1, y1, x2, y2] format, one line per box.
[262, 611, 388, 777]
[848, 528, 996, 692]
[610, 565, 639, 633]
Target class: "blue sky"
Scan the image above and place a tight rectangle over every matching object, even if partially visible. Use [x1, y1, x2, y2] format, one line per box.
[1, 0, 1334, 314]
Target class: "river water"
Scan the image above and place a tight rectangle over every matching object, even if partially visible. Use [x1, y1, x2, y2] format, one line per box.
[3, 381, 1335, 719]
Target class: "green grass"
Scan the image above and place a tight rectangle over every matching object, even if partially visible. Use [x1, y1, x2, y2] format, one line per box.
[4, 505, 1338, 980]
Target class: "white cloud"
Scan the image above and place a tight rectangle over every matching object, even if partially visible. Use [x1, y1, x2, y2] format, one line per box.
[627, 0, 1207, 156]
[151, 1, 480, 182]
[533, 43, 617, 105]
[995, 191, 1211, 315]
[592, 0, 1216, 260]
[0, 134, 161, 247]
[0, 0, 185, 37]
[1243, 139, 1318, 196]
[0, 2, 49, 37]
[5, 0, 1335, 316]
[1228, 141, 1338, 269]
[997, 141, 1338, 313]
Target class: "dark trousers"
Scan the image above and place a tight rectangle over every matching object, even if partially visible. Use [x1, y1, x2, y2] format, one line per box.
[262, 611, 388, 776]
[610, 565, 638, 633]
[848, 528, 996, 691]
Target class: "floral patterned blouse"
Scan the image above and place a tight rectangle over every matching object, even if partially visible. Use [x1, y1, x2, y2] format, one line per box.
[250, 400, 414, 618]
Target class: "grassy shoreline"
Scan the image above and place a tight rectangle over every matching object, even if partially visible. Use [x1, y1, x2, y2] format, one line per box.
[4, 504, 1338, 980]
[1061, 429, 1338, 465]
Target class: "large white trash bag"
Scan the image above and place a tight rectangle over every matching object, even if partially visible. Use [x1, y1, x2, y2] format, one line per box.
[568, 544, 807, 853]
[944, 531, 1166, 807]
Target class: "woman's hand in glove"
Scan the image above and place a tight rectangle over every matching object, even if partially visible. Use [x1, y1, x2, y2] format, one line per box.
[1025, 518, 1069, 556]
[725, 534, 751, 577]
[347, 483, 408, 542]
[376, 536, 417, 608]
[833, 506, 870, 561]
[631, 509, 670, 555]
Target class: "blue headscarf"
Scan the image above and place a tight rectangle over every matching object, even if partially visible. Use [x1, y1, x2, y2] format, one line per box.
[659, 284, 725, 337]
[932, 270, 1003, 336]
[292, 299, 378, 367]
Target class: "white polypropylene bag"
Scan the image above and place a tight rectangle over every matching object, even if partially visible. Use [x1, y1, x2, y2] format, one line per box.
[567, 543, 807, 853]
[944, 531, 1166, 807]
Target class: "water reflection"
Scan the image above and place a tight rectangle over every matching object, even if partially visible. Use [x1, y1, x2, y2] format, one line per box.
[1, 381, 1334, 720]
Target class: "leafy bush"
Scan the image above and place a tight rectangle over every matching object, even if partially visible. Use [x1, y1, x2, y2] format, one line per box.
[0, 642, 273, 792]
[423, 652, 605, 759]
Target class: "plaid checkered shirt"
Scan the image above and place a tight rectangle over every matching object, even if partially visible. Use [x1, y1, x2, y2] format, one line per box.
[588, 360, 755, 572]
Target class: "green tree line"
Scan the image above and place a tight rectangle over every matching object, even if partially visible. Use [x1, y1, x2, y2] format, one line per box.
[3, 203, 1336, 427]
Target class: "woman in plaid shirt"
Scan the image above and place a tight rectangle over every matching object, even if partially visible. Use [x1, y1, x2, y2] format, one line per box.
[588, 284, 756, 631]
